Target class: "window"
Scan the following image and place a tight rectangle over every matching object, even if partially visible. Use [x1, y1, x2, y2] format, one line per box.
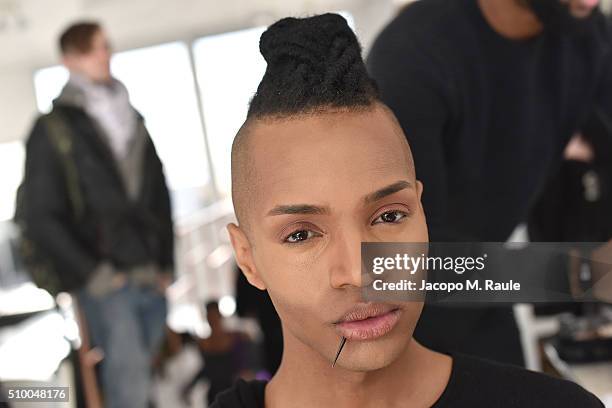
[111, 42, 210, 192]
[0, 142, 25, 221]
[33, 66, 69, 114]
[192, 26, 267, 197]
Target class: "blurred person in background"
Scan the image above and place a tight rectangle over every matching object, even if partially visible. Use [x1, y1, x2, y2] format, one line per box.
[368, 0, 612, 366]
[235, 266, 283, 376]
[527, 109, 612, 316]
[181, 301, 254, 406]
[18, 21, 174, 408]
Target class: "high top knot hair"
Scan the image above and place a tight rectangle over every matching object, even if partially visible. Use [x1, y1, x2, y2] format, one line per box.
[247, 13, 379, 118]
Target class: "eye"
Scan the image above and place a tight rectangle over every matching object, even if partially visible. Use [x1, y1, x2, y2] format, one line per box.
[372, 210, 408, 225]
[284, 229, 320, 244]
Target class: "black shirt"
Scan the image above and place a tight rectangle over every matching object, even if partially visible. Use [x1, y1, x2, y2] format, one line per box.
[367, 0, 612, 242]
[210, 353, 603, 407]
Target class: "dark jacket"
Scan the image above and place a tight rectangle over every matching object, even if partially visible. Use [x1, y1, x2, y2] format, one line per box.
[22, 96, 173, 293]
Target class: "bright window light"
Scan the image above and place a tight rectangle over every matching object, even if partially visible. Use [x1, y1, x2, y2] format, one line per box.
[111, 42, 210, 191]
[0, 142, 25, 222]
[192, 26, 267, 198]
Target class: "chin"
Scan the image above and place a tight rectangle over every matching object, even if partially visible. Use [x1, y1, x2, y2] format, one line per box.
[335, 335, 409, 371]
[334, 307, 419, 371]
[340, 316, 417, 371]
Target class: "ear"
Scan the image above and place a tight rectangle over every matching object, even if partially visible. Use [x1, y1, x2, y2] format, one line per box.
[227, 223, 266, 290]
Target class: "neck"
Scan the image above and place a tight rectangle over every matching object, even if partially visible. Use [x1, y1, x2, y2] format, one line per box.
[478, 0, 543, 39]
[266, 329, 451, 408]
[70, 70, 112, 87]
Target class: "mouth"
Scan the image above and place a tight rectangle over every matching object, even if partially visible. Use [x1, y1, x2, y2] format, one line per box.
[333, 302, 402, 341]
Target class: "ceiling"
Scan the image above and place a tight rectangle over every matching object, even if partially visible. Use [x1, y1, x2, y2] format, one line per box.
[0, 0, 377, 71]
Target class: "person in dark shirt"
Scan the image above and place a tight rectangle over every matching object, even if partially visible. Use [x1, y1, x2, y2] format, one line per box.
[366, 0, 612, 366]
[182, 301, 252, 405]
[235, 267, 283, 376]
[212, 13, 603, 408]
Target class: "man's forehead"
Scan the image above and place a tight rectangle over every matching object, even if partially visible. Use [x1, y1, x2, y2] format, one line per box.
[244, 108, 414, 205]
[247, 107, 410, 162]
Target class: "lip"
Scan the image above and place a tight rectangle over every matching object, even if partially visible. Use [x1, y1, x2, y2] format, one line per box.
[333, 303, 402, 341]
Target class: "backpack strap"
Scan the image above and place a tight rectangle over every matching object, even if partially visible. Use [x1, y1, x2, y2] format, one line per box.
[42, 110, 85, 220]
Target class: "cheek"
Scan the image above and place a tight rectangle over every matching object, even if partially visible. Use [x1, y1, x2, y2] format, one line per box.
[254, 237, 331, 293]
[374, 216, 429, 243]
[253, 243, 332, 325]
[83, 58, 98, 72]
[265, 269, 335, 356]
[255, 244, 319, 298]
[405, 216, 428, 240]
[99, 52, 111, 65]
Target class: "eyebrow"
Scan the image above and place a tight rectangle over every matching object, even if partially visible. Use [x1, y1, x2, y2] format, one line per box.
[266, 180, 412, 217]
[267, 204, 330, 216]
[363, 180, 412, 205]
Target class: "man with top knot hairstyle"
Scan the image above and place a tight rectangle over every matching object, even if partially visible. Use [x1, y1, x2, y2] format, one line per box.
[214, 13, 604, 408]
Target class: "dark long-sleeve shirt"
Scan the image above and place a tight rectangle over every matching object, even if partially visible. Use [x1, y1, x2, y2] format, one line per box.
[367, 0, 612, 243]
[366, 0, 612, 366]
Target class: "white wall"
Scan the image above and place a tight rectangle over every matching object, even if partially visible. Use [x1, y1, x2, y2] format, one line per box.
[0, 67, 37, 143]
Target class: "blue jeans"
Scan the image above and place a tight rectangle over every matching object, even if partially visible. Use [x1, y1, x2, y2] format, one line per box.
[77, 283, 167, 408]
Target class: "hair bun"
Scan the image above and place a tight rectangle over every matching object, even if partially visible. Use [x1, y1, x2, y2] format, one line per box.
[260, 13, 356, 65]
[248, 13, 378, 117]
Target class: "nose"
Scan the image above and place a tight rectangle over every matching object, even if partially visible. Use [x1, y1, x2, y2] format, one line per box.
[328, 227, 365, 290]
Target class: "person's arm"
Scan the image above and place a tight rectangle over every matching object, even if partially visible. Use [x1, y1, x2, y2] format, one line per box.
[367, 35, 459, 241]
[158, 177, 174, 272]
[148, 137, 175, 274]
[580, 30, 612, 164]
[23, 117, 97, 287]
